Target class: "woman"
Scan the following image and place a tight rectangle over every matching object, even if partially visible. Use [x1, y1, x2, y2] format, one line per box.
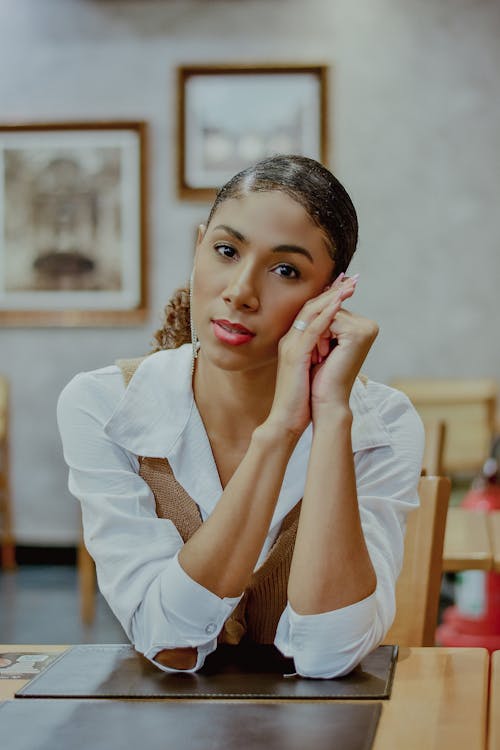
[58, 155, 424, 678]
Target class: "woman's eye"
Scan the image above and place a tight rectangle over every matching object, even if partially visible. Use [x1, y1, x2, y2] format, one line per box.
[273, 263, 300, 279]
[214, 243, 237, 259]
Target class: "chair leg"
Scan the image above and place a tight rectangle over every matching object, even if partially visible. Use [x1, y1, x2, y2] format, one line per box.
[0, 482, 16, 570]
[78, 540, 96, 626]
[1, 540, 16, 570]
[0, 381, 14, 571]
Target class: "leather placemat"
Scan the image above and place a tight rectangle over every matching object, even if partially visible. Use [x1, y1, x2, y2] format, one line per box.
[0, 699, 382, 750]
[16, 643, 397, 699]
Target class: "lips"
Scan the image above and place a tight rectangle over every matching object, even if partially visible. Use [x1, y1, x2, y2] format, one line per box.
[213, 319, 255, 336]
[211, 319, 255, 346]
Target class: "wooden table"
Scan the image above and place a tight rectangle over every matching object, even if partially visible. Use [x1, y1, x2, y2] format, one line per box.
[489, 650, 500, 750]
[0, 644, 64, 702]
[443, 507, 492, 572]
[0, 645, 489, 749]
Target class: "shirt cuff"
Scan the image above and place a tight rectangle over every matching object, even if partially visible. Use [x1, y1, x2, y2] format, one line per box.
[274, 593, 378, 678]
[145, 639, 217, 674]
[158, 550, 242, 644]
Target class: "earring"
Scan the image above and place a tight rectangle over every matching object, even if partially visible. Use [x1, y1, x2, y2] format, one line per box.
[189, 271, 200, 369]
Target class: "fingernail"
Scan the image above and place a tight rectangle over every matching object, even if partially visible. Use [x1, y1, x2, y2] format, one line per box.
[335, 272, 345, 283]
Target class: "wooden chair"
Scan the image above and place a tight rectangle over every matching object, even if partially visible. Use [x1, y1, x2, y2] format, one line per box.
[78, 533, 96, 625]
[422, 419, 446, 476]
[384, 475, 451, 646]
[0, 375, 15, 569]
[391, 378, 498, 476]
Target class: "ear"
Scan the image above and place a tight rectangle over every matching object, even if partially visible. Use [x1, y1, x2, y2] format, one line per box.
[193, 224, 206, 264]
[196, 223, 206, 246]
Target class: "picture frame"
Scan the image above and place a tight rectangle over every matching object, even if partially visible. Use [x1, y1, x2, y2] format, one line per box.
[178, 64, 329, 201]
[0, 121, 148, 327]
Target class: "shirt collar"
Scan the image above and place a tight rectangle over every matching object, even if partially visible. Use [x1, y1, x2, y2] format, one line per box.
[104, 345, 391, 522]
[104, 345, 195, 458]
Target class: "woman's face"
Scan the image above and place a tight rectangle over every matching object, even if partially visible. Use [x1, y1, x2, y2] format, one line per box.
[192, 190, 335, 372]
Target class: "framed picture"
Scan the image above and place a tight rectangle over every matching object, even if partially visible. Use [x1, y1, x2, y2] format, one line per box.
[0, 121, 148, 326]
[178, 64, 329, 201]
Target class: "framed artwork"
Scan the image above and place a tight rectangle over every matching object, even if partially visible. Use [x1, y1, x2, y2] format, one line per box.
[178, 64, 329, 201]
[0, 121, 148, 326]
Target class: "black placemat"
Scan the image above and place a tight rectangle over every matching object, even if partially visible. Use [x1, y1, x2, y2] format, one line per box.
[16, 643, 398, 699]
[1, 699, 382, 750]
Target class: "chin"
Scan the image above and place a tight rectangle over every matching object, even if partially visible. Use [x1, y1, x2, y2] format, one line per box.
[199, 340, 276, 373]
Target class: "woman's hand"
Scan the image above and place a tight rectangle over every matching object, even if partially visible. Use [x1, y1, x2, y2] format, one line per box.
[310, 281, 379, 415]
[266, 275, 357, 439]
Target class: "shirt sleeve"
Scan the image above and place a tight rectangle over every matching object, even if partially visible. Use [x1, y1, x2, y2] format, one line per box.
[57, 370, 241, 672]
[274, 387, 425, 678]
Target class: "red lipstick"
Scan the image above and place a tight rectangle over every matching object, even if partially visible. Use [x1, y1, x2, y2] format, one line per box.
[211, 319, 255, 346]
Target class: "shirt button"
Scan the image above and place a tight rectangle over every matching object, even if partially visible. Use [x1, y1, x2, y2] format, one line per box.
[205, 622, 217, 635]
[294, 639, 304, 651]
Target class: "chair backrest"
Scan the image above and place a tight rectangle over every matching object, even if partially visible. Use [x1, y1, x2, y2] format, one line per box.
[0, 376, 9, 485]
[391, 378, 498, 475]
[384, 475, 450, 646]
[422, 420, 446, 477]
[0, 375, 7, 450]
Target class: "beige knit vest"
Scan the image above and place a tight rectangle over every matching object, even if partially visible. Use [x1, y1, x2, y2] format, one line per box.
[117, 356, 301, 645]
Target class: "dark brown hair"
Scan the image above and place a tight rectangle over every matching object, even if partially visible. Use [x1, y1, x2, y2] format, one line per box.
[152, 154, 358, 352]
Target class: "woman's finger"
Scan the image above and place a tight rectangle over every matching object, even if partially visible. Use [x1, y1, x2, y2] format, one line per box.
[298, 296, 346, 349]
[318, 333, 331, 359]
[295, 279, 355, 329]
[298, 273, 357, 320]
[328, 272, 359, 295]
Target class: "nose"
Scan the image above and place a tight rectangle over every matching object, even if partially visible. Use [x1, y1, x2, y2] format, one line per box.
[222, 263, 260, 312]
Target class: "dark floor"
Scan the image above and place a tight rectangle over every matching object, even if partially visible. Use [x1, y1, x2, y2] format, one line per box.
[0, 566, 128, 644]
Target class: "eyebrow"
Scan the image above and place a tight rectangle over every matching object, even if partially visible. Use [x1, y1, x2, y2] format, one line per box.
[212, 224, 314, 264]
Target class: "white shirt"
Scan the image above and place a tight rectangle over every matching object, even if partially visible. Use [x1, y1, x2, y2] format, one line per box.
[57, 344, 424, 678]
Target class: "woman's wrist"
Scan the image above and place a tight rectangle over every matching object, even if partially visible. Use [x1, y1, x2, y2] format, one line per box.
[253, 419, 302, 452]
[312, 402, 353, 431]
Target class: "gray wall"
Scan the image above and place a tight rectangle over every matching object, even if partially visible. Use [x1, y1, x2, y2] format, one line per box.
[1, 0, 499, 544]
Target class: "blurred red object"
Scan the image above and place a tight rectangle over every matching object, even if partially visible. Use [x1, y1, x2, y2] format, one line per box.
[437, 456, 500, 651]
